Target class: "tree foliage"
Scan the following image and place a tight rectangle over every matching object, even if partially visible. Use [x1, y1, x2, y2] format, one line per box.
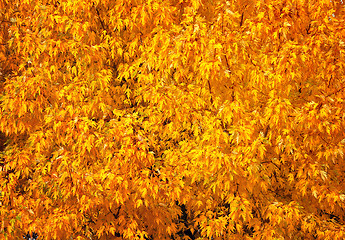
[1, 0, 345, 239]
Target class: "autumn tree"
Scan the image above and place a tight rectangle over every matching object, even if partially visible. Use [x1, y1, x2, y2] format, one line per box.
[1, 0, 345, 239]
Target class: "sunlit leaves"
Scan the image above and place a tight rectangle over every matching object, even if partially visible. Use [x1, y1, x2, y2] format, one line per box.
[1, 0, 345, 239]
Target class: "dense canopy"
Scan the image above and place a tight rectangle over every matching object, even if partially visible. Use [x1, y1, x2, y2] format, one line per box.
[1, 0, 345, 239]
